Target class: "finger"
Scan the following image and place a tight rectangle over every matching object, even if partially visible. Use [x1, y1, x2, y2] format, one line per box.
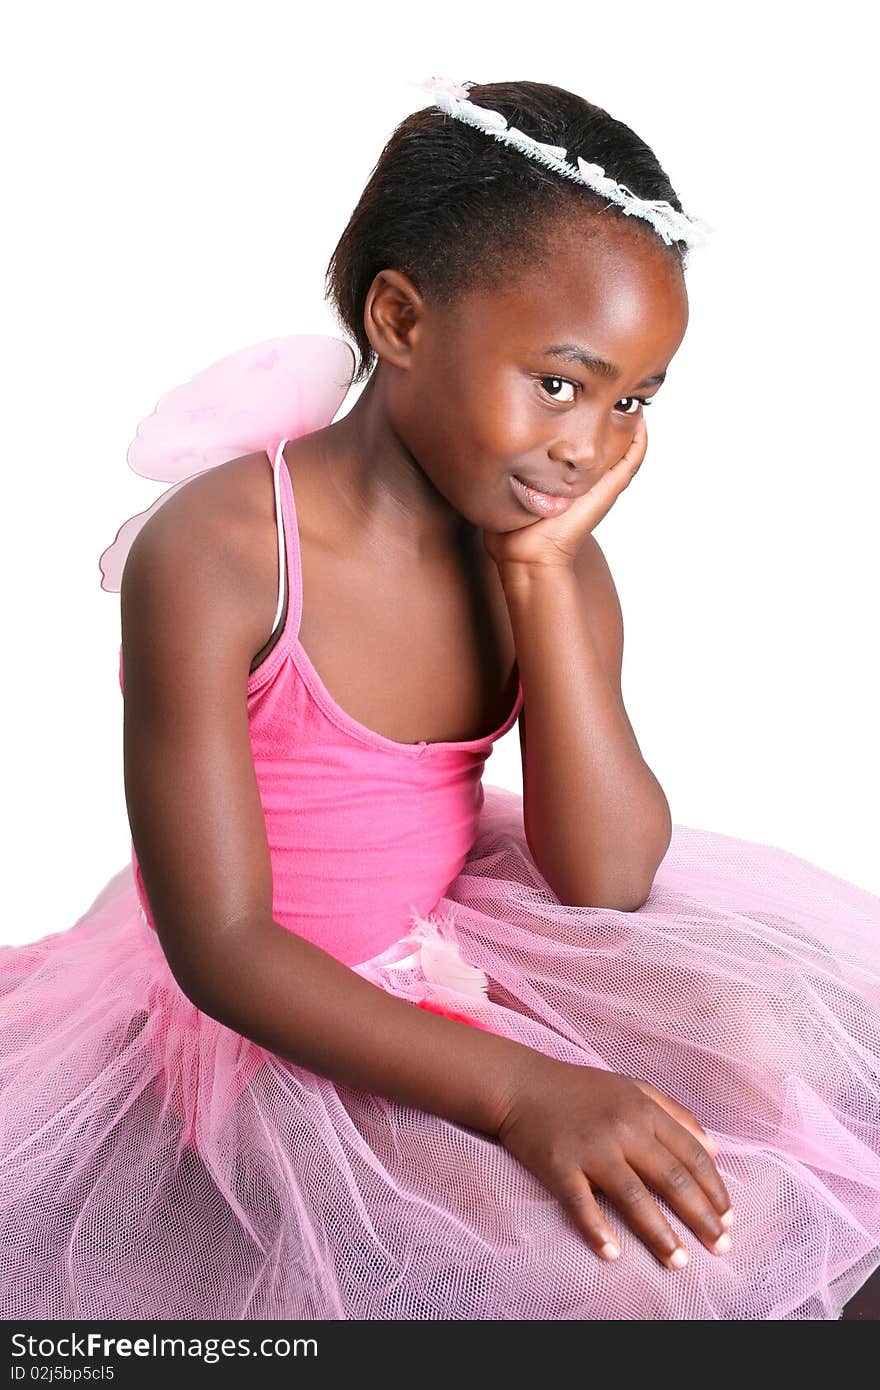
[552, 1168, 622, 1262]
[619, 413, 649, 469]
[654, 1108, 733, 1224]
[633, 1080, 720, 1157]
[637, 1130, 733, 1258]
[594, 1161, 690, 1271]
[656, 1106, 728, 1206]
[561, 414, 648, 533]
[598, 421, 648, 500]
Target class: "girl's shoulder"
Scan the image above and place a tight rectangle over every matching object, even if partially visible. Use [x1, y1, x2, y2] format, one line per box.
[146, 450, 273, 580]
[123, 449, 284, 674]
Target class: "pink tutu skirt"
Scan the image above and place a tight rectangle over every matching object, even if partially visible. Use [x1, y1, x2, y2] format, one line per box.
[1, 783, 879, 1320]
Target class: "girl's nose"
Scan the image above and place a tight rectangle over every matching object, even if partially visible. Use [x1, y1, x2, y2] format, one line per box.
[551, 412, 607, 473]
[554, 436, 603, 474]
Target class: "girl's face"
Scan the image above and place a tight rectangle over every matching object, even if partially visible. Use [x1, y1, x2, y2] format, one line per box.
[382, 218, 689, 532]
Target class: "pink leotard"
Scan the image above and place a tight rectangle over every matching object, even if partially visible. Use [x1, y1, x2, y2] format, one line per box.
[121, 440, 523, 966]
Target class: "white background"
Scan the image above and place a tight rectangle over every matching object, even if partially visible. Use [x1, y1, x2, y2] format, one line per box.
[2, 1, 878, 946]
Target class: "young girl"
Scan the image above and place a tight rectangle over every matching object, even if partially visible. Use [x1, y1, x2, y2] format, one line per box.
[2, 76, 879, 1322]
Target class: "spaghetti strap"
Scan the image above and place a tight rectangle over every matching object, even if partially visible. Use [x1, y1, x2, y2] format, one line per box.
[272, 439, 303, 644]
[269, 441, 288, 634]
[246, 440, 304, 693]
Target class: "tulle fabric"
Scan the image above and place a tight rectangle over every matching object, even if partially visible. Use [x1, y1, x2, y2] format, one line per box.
[2, 784, 879, 1320]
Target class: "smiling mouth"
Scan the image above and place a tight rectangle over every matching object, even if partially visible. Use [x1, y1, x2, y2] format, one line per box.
[512, 474, 576, 498]
[510, 474, 579, 517]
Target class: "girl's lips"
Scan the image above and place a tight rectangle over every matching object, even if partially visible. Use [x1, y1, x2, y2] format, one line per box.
[511, 474, 577, 517]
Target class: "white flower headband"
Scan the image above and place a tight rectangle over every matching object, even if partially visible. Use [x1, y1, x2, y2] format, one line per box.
[410, 75, 710, 251]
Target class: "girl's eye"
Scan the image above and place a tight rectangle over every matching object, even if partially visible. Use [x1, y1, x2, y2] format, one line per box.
[538, 375, 578, 404]
[538, 376, 654, 416]
[615, 396, 653, 416]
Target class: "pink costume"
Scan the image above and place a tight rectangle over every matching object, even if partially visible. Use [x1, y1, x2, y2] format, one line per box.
[1, 335, 879, 1320]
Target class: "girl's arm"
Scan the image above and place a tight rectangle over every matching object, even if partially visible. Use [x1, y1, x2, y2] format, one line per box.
[503, 547, 672, 912]
[482, 418, 672, 913]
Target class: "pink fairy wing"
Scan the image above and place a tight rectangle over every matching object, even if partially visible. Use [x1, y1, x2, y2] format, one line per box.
[98, 334, 356, 592]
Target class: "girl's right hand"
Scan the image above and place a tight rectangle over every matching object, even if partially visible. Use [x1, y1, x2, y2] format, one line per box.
[497, 1057, 734, 1269]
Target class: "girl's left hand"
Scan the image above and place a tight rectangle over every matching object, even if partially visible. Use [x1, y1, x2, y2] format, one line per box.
[482, 414, 648, 574]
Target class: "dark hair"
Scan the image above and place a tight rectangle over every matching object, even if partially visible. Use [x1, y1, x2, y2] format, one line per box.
[325, 80, 691, 384]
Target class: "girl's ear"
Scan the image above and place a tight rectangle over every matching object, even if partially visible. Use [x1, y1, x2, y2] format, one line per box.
[362, 268, 426, 371]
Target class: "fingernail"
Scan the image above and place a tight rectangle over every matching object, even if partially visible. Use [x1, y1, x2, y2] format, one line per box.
[599, 1242, 620, 1260]
[720, 1208, 734, 1230]
[668, 1247, 689, 1269]
[713, 1232, 732, 1254]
